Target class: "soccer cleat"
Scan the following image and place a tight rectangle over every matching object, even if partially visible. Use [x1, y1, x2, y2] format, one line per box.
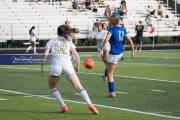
[59, 104, 68, 113]
[108, 92, 116, 98]
[101, 75, 107, 81]
[88, 104, 99, 114]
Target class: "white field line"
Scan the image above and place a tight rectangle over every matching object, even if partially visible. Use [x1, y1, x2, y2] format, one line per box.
[23, 95, 50, 98]
[80, 55, 180, 67]
[131, 56, 180, 59]
[0, 88, 180, 120]
[79, 72, 180, 84]
[80, 54, 179, 59]
[0, 66, 180, 84]
[122, 62, 180, 67]
[149, 89, 166, 93]
[75, 93, 80, 96]
[93, 61, 180, 67]
[116, 91, 128, 94]
[0, 98, 8, 101]
[87, 60, 180, 67]
[80, 54, 180, 59]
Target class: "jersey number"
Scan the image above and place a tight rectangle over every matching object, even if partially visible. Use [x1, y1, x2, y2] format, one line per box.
[118, 31, 125, 41]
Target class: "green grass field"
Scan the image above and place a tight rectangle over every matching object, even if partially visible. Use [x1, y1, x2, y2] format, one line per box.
[0, 50, 180, 120]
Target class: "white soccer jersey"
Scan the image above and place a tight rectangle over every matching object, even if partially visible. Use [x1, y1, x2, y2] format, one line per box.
[30, 29, 38, 42]
[45, 36, 76, 55]
[45, 36, 76, 76]
[92, 30, 110, 51]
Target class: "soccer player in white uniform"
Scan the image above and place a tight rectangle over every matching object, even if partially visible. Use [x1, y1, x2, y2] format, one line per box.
[40, 25, 98, 114]
[90, 22, 110, 81]
[26, 26, 38, 54]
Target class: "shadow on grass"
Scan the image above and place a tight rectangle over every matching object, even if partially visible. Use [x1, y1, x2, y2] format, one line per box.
[0, 109, 93, 116]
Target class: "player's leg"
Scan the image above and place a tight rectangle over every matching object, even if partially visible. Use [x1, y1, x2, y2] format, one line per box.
[66, 73, 99, 114]
[107, 62, 116, 97]
[26, 42, 33, 53]
[101, 50, 108, 81]
[26, 46, 32, 53]
[48, 75, 68, 113]
[31, 41, 37, 54]
[139, 37, 143, 51]
[106, 54, 123, 97]
[134, 36, 138, 51]
[49, 65, 68, 113]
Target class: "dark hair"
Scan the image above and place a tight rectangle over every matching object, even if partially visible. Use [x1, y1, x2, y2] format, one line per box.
[29, 26, 35, 35]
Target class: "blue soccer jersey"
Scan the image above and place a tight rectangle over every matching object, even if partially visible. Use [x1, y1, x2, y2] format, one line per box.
[108, 26, 127, 55]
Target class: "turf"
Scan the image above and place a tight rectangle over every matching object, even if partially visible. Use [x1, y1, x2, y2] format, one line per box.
[0, 50, 180, 120]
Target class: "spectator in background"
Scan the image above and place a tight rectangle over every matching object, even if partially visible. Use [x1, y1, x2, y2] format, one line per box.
[112, 8, 121, 20]
[85, 0, 92, 10]
[64, 20, 71, 27]
[157, 4, 163, 18]
[118, 5, 127, 21]
[145, 14, 155, 33]
[178, 18, 180, 26]
[72, 0, 78, 10]
[92, 19, 100, 32]
[72, 0, 81, 14]
[99, 0, 105, 5]
[102, 22, 108, 30]
[145, 5, 155, 16]
[92, 2, 98, 13]
[120, 0, 127, 16]
[104, 5, 112, 18]
[26, 26, 38, 54]
[134, 21, 144, 51]
[121, 0, 126, 6]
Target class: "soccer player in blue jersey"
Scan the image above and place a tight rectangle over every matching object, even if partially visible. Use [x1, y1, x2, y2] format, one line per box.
[100, 17, 134, 97]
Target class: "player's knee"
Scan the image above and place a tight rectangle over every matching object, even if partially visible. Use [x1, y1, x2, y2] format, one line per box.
[48, 76, 59, 90]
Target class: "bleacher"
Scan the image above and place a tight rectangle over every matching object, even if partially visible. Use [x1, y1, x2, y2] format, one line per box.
[0, 0, 179, 43]
[0, 0, 96, 42]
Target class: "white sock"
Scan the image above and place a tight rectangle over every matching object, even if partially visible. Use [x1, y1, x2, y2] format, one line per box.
[33, 47, 36, 54]
[79, 89, 92, 104]
[26, 46, 32, 52]
[51, 88, 65, 107]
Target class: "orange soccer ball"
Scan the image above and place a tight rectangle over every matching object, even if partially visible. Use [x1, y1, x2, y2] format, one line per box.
[83, 58, 95, 69]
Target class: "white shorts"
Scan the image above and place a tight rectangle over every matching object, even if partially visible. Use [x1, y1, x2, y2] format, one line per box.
[106, 53, 123, 64]
[97, 42, 110, 52]
[30, 36, 38, 42]
[49, 56, 75, 77]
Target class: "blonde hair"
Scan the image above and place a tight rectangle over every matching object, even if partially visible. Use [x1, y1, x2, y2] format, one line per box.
[108, 16, 119, 26]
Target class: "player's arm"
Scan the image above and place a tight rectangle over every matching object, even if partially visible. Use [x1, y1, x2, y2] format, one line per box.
[100, 32, 111, 55]
[71, 48, 80, 72]
[126, 36, 135, 58]
[40, 48, 50, 76]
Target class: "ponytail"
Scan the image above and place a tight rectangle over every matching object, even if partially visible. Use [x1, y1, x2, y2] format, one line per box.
[29, 26, 35, 35]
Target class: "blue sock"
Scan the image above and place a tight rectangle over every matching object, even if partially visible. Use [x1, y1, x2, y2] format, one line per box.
[108, 82, 115, 92]
[104, 68, 107, 77]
